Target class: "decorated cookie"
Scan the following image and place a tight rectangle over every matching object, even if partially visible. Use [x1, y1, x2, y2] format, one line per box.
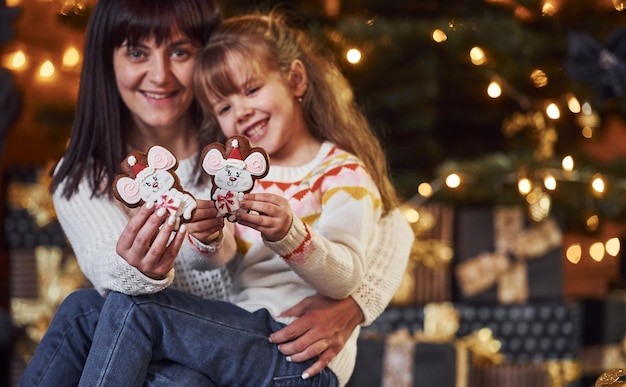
[113, 145, 197, 230]
[201, 136, 270, 222]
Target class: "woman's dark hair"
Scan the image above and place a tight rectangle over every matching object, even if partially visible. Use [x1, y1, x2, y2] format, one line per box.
[51, 0, 222, 199]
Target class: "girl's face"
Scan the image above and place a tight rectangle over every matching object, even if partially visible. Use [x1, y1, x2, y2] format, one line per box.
[208, 59, 312, 166]
[113, 30, 199, 132]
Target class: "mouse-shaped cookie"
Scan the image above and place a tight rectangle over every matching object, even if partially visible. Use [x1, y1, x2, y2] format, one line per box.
[201, 136, 269, 222]
[113, 145, 197, 230]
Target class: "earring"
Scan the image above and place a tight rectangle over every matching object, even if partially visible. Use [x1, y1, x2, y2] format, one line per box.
[296, 96, 303, 103]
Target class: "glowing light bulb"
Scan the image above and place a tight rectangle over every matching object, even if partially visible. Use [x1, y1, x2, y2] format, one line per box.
[567, 95, 581, 113]
[487, 82, 501, 98]
[63, 47, 80, 68]
[543, 175, 556, 191]
[432, 29, 447, 43]
[10, 50, 26, 69]
[546, 103, 560, 119]
[404, 208, 420, 224]
[518, 178, 532, 195]
[566, 244, 582, 264]
[346, 48, 361, 64]
[591, 174, 605, 194]
[39, 60, 55, 78]
[586, 215, 599, 232]
[530, 69, 548, 88]
[590, 242, 605, 262]
[445, 173, 461, 188]
[469, 46, 486, 65]
[606, 238, 621, 256]
[613, 0, 626, 11]
[542, 1, 557, 16]
[562, 155, 574, 171]
[417, 182, 433, 197]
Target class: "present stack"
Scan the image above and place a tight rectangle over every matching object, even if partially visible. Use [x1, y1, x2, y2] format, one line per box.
[2, 164, 88, 387]
[349, 204, 584, 387]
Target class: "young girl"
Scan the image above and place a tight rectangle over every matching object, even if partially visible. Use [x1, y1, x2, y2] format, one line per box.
[74, 10, 411, 387]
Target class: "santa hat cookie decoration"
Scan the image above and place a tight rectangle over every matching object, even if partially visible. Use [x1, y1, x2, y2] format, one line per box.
[113, 145, 197, 229]
[201, 135, 270, 222]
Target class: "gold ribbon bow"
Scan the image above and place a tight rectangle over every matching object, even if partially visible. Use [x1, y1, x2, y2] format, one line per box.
[455, 206, 562, 304]
[7, 161, 57, 228]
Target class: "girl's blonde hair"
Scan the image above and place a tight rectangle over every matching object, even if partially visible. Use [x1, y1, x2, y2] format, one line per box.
[194, 11, 400, 213]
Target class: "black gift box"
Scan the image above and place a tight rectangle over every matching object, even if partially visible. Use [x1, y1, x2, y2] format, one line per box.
[578, 293, 626, 386]
[348, 335, 463, 387]
[453, 205, 564, 303]
[3, 164, 67, 249]
[363, 301, 582, 362]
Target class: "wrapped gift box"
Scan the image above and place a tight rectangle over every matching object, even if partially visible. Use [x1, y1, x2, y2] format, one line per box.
[363, 301, 581, 362]
[578, 292, 626, 386]
[348, 331, 469, 387]
[391, 203, 454, 306]
[453, 205, 564, 304]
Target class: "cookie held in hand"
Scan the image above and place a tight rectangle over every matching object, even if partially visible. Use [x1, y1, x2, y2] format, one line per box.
[113, 145, 197, 229]
[201, 136, 270, 222]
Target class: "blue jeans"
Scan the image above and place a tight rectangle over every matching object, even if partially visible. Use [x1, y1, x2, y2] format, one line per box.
[20, 289, 215, 387]
[22, 288, 338, 386]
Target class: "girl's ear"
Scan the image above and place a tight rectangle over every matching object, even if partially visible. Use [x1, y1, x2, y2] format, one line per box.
[288, 59, 308, 98]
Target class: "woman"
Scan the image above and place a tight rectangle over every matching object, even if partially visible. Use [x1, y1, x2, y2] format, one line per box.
[20, 0, 413, 385]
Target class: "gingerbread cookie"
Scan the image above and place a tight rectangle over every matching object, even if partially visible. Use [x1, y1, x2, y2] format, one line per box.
[113, 145, 197, 230]
[201, 136, 270, 222]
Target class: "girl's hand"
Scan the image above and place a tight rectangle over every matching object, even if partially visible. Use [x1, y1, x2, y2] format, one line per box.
[185, 199, 225, 244]
[237, 193, 292, 241]
[116, 203, 185, 280]
[268, 295, 364, 379]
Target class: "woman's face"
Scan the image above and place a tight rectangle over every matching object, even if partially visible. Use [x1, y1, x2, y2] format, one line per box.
[113, 30, 199, 132]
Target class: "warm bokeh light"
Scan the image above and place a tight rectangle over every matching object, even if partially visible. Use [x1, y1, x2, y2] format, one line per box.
[346, 48, 362, 64]
[517, 178, 532, 195]
[543, 175, 556, 191]
[606, 238, 621, 256]
[530, 69, 548, 87]
[487, 82, 501, 98]
[614, 0, 626, 11]
[404, 208, 420, 224]
[542, 1, 558, 16]
[7, 0, 21, 6]
[417, 182, 433, 197]
[10, 50, 26, 69]
[445, 173, 461, 188]
[546, 103, 560, 119]
[567, 95, 581, 113]
[566, 244, 582, 264]
[62, 47, 80, 68]
[469, 46, 487, 65]
[591, 174, 605, 195]
[432, 29, 447, 43]
[562, 155, 574, 171]
[586, 215, 599, 232]
[581, 126, 594, 139]
[589, 242, 605, 262]
[38, 60, 55, 79]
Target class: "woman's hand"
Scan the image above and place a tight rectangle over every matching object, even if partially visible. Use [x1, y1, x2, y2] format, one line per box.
[185, 199, 225, 244]
[116, 203, 185, 280]
[269, 295, 365, 379]
[237, 193, 292, 241]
